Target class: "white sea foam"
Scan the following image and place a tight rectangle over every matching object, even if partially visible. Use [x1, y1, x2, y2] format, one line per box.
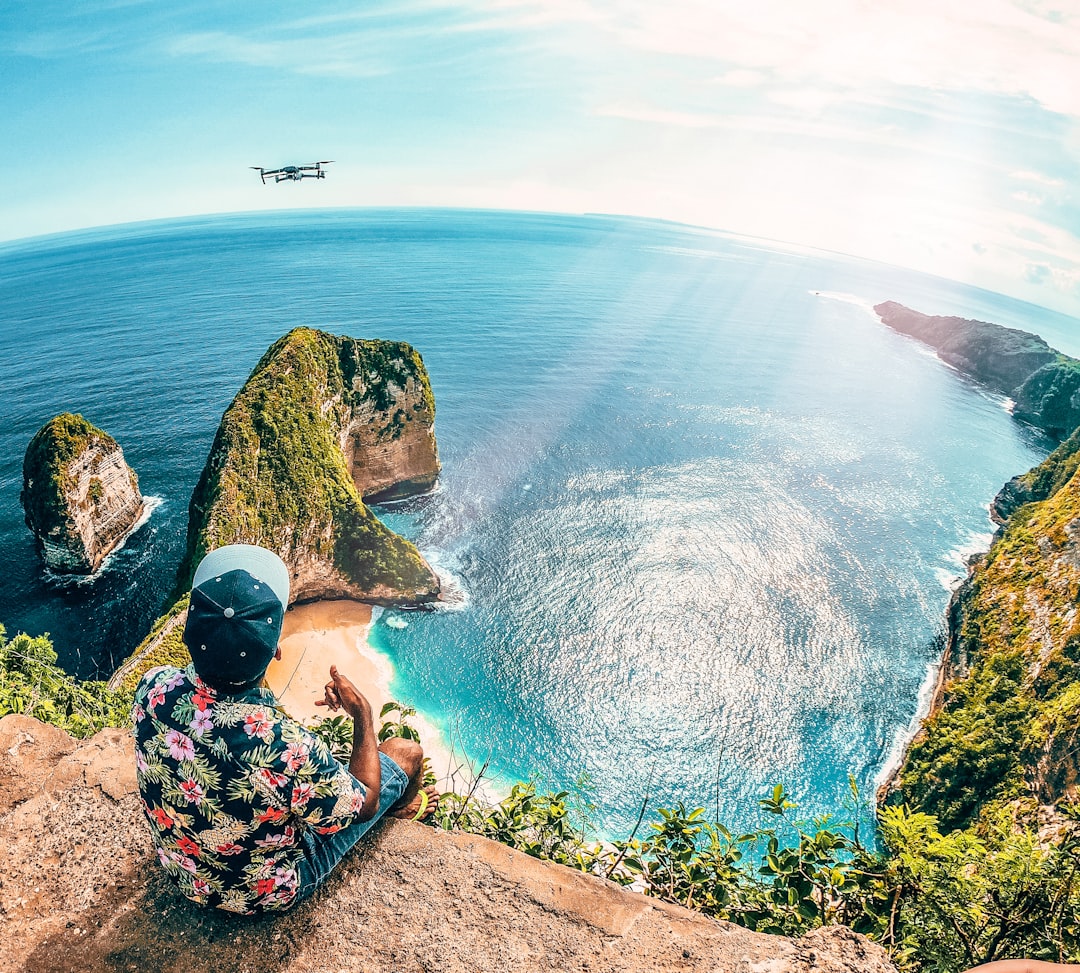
[384, 615, 408, 630]
[423, 548, 471, 611]
[933, 529, 993, 593]
[809, 290, 879, 317]
[875, 656, 942, 793]
[61, 495, 164, 586]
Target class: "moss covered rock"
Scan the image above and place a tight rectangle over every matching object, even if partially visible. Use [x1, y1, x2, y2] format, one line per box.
[21, 413, 144, 574]
[1013, 358, 1080, 439]
[992, 425, 1080, 523]
[180, 328, 441, 604]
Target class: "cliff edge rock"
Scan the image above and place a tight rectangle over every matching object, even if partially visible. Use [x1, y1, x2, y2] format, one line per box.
[0, 714, 896, 973]
[21, 413, 144, 574]
[181, 328, 441, 605]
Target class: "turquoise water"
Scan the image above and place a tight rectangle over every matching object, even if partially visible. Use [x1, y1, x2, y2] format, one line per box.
[0, 208, 1072, 834]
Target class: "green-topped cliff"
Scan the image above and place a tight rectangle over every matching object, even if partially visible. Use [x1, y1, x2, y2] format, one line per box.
[991, 425, 1080, 522]
[21, 412, 144, 574]
[180, 327, 441, 604]
[895, 432, 1080, 831]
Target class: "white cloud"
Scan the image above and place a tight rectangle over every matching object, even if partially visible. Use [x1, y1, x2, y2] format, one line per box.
[1011, 169, 1066, 187]
[712, 69, 767, 88]
[595, 102, 719, 128]
[464, 0, 1080, 117]
[167, 30, 388, 77]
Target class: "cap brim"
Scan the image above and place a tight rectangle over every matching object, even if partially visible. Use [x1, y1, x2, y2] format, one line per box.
[193, 544, 290, 610]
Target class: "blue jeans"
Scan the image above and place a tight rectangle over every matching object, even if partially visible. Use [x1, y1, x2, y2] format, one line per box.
[293, 751, 410, 903]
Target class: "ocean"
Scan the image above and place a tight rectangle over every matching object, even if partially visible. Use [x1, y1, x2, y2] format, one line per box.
[1, 208, 1076, 836]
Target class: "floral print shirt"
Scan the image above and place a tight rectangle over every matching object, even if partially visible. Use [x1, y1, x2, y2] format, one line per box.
[132, 664, 366, 914]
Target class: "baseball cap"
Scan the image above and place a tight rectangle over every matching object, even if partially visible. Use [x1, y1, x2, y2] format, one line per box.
[183, 544, 291, 690]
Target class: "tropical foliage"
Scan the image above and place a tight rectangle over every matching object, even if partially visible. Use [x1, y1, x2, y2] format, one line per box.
[0, 624, 130, 737]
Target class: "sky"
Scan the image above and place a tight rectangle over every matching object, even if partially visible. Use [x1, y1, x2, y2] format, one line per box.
[2, 1, 1079, 317]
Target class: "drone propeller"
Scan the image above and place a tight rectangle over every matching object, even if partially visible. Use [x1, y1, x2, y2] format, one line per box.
[316, 161, 334, 165]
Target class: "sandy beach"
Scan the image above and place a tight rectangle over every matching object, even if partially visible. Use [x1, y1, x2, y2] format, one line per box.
[264, 600, 463, 788]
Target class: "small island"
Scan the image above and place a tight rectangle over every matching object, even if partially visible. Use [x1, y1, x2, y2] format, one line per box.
[21, 413, 145, 574]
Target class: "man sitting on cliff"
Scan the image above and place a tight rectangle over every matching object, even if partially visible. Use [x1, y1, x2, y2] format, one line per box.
[132, 543, 435, 914]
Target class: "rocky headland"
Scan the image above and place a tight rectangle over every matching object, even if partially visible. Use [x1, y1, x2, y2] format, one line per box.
[181, 327, 441, 605]
[21, 413, 144, 574]
[0, 713, 897, 973]
[875, 301, 1080, 439]
[878, 307, 1080, 831]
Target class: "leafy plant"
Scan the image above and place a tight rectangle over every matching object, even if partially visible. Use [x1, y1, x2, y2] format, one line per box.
[0, 624, 131, 737]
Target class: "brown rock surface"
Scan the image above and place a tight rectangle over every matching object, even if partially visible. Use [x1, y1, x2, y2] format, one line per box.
[0, 715, 897, 973]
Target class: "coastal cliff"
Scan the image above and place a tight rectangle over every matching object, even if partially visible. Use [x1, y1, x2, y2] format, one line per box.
[890, 429, 1080, 830]
[181, 327, 441, 605]
[874, 301, 1080, 439]
[0, 714, 896, 973]
[21, 413, 144, 574]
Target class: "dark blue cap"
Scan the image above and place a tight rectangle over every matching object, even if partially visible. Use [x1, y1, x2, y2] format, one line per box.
[183, 545, 290, 690]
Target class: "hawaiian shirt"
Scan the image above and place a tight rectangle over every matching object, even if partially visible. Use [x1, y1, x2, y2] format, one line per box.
[132, 664, 366, 914]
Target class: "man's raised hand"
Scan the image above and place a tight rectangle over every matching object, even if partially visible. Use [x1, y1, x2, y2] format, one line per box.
[315, 665, 372, 722]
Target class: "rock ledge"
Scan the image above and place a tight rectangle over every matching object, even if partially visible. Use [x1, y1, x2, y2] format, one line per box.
[0, 714, 896, 973]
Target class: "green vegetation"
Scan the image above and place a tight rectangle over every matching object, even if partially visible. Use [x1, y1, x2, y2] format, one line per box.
[111, 596, 191, 697]
[1013, 424, 1080, 506]
[0, 624, 130, 737]
[1014, 358, 1080, 439]
[180, 327, 438, 602]
[899, 451, 1080, 831]
[312, 705, 1080, 972]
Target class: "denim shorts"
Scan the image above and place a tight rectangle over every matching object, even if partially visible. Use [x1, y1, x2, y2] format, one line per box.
[293, 751, 410, 903]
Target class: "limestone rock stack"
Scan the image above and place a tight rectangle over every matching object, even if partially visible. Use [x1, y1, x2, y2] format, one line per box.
[181, 327, 441, 604]
[21, 413, 144, 574]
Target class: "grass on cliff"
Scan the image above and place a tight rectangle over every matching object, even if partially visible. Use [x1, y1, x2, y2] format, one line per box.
[900, 453, 1080, 832]
[1015, 424, 1080, 505]
[111, 596, 191, 698]
[180, 327, 436, 601]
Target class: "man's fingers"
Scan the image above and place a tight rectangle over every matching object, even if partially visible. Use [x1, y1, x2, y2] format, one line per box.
[317, 678, 341, 711]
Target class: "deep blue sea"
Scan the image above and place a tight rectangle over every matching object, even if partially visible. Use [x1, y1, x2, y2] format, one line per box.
[2, 208, 1078, 836]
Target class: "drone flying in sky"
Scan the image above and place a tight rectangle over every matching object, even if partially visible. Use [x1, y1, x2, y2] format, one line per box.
[250, 162, 333, 184]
